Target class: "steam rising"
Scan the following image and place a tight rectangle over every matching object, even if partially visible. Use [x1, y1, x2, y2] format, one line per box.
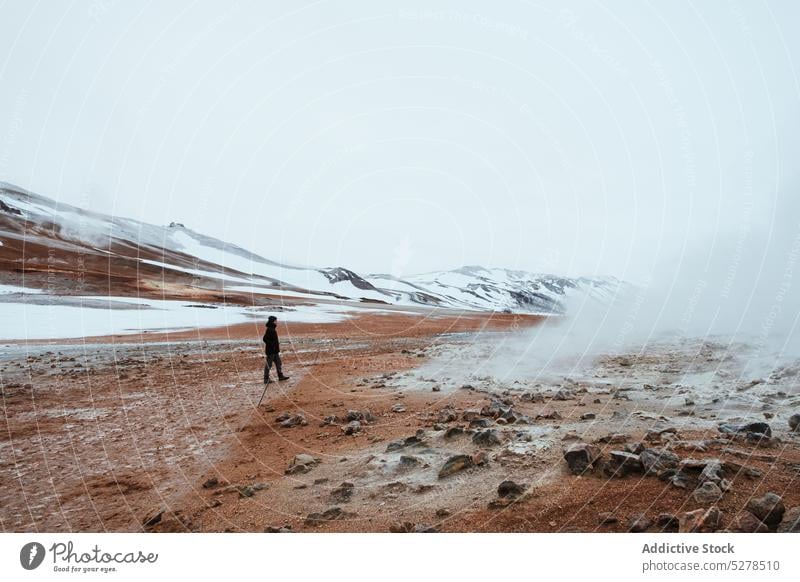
[420, 184, 800, 385]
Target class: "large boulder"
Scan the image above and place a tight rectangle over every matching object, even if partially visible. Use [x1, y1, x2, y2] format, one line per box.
[746, 492, 785, 529]
[606, 450, 643, 476]
[640, 448, 680, 475]
[563, 443, 601, 475]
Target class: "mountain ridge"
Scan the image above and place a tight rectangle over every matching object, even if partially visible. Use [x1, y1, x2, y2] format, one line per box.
[0, 181, 621, 314]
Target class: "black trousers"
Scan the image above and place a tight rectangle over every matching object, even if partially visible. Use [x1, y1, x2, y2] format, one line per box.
[264, 353, 283, 382]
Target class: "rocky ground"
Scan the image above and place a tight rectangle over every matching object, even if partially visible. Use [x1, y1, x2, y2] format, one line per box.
[1, 312, 799, 533]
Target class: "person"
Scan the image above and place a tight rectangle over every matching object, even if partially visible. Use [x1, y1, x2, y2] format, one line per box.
[263, 315, 289, 384]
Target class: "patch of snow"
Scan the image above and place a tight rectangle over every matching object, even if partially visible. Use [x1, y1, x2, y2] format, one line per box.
[0, 284, 43, 295]
[0, 296, 363, 340]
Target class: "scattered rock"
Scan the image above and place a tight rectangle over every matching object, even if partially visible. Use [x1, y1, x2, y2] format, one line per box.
[471, 451, 488, 466]
[693, 481, 723, 505]
[535, 406, 562, 420]
[398, 455, 422, 470]
[264, 524, 293, 533]
[777, 506, 800, 533]
[472, 429, 502, 447]
[645, 425, 678, 441]
[142, 507, 164, 528]
[655, 513, 679, 531]
[789, 414, 800, 432]
[497, 480, 526, 499]
[237, 485, 256, 498]
[443, 426, 465, 440]
[553, 388, 575, 401]
[598, 512, 618, 525]
[606, 450, 643, 476]
[386, 434, 426, 451]
[679, 506, 722, 532]
[563, 443, 601, 475]
[521, 391, 545, 402]
[202, 477, 219, 489]
[718, 421, 771, 439]
[435, 508, 451, 517]
[286, 453, 320, 475]
[389, 522, 438, 533]
[437, 410, 457, 423]
[462, 409, 482, 421]
[746, 492, 785, 529]
[662, 469, 691, 490]
[598, 433, 628, 444]
[279, 414, 307, 428]
[343, 420, 362, 435]
[627, 513, 652, 532]
[639, 449, 680, 475]
[329, 482, 355, 503]
[438, 454, 474, 479]
[731, 512, 768, 533]
[391, 404, 406, 413]
[698, 460, 725, 485]
[580, 413, 596, 420]
[305, 507, 352, 526]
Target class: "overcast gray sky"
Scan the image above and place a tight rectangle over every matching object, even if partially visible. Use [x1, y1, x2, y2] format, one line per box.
[1, 0, 799, 283]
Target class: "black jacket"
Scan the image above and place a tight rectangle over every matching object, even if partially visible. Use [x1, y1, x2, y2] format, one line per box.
[263, 323, 280, 355]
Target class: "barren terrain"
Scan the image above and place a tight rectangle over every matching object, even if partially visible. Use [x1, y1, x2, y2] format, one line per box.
[2, 310, 799, 533]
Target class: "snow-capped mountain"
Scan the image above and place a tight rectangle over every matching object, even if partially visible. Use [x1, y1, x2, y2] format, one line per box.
[369, 266, 619, 313]
[0, 182, 620, 314]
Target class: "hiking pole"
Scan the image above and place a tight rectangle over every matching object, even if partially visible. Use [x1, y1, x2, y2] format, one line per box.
[257, 382, 269, 407]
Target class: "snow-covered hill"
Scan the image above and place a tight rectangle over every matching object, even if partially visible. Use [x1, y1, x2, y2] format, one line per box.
[0, 182, 620, 314]
[373, 266, 620, 313]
